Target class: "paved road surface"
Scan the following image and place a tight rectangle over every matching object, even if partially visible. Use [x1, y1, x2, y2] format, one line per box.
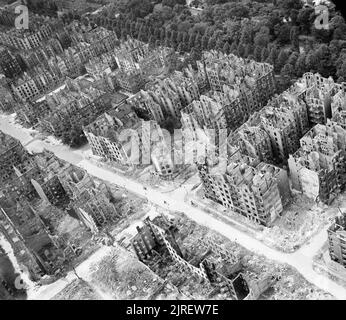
[1, 115, 345, 299]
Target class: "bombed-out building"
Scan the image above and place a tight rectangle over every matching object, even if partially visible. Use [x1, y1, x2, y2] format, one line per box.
[0, 131, 32, 185]
[84, 104, 176, 175]
[288, 121, 346, 204]
[228, 81, 311, 165]
[128, 70, 200, 122]
[132, 216, 273, 299]
[10, 65, 64, 102]
[0, 47, 23, 79]
[198, 150, 290, 227]
[328, 212, 346, 268]
[331, 82, 346, 129]
[302, 73, 336, 126]
[182, 95, 227, 135]
[199, 51, 276, 109]
[0, 146, 122, 278]
[229, 123, 274, 164]
[84, 103, 141, 164]
[0, 18, 55, 51]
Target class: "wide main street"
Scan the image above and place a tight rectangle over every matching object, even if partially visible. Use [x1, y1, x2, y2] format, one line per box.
[1, 115, 346, 299]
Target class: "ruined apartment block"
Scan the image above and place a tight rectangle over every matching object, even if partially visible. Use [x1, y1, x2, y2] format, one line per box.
[69, 187, 121, 232]
[0, 131, 32, 185]
[132, 216, 273, 299]
[287, 73, 338, 126]
[111, 38, 174, 94]
[38, 77, 107, 139]
[113, 37, 151, 74]
[198, 150, 290, 227]
[303, 73, 337, 126]
[84, 105, 179, 176]
[288, 120, 346, 204]
[0, 206, 47, 279]
[200, 51, 276, 110]
[128, 70, 200, 123]
[229, 73, 340, 166]
[84, 103, 141, 165]
[0, 146, 121, 278]
[229, 123, 274, 164]
[208, 85, 250, 132]
[9, 23, 119, 103]
[181, 95, 227, 146]
[331, 82, 346, 129]
[229, 81, 310, 164]
[328, 213, 346, 268]
[179, 51, 277, 157]
[0, 132, 121, 279]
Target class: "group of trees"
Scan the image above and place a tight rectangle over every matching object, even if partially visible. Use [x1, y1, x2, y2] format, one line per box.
[26, 0, 59, 17]
[61, 124, 87, 148]
[90, 0, 346, 91]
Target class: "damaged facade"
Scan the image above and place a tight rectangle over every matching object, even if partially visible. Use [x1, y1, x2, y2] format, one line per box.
[229, 86, 310, 165]
[132, 216, 273, 299]
[288, 121, 346, 204]
[84, 103, 141, 164]
[197, 150, 290, 227]
[0, 133, 121, 278]
[328, 213, 346, 268]
[128, 70, 200, 123]
[84, 106, 179, 177]
[200, 51, 276, 110]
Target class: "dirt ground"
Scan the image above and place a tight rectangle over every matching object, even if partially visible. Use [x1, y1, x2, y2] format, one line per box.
[52, 279, 102, 300]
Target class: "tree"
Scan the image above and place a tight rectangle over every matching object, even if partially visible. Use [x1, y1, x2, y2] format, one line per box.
[254, 26, 270, 48]
[305, 50, 318, 72]
[160, 116, 179, 134]
[162, 0, 185, 7]
[190, 47, 202, 65]
[295, 53, 307, 77]
[160, 28, 166, 41]
[194, 34, 202, 48]
[277, 24, 291, 45]
[170, 30, 178, 48]
[230, 42, 237, 54]
[261, 47, 269, 62]
[188, 32, 196, 49]
[223, 42, 231, 55]
[332, 15, 346, 41]
[277, 49, 289, 72]
[314, 44, 335, 77]
[297, 7, 314, 34]
[244, 44, 254, 58]
[254, 46, 262, 61]
[290, 26, 299, 51]
[237, 43, 246, 58]
[164, 36, 171, 48]
[279, 0, 302, 13]
[215, 38, 224, 51]
[201, 35, 209, 50]
[267, 46, 279, 67]
[207, 37, 216, 51]
[239, 23, 253, 45]
[336, 61, 346, 83]
[280, 62, 295, 90]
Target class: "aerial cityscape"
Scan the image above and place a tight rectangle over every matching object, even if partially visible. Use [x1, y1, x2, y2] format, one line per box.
[1, 0, 346, 305]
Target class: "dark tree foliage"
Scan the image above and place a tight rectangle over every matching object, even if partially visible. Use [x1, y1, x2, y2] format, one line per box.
[89, 0, 346, 83]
